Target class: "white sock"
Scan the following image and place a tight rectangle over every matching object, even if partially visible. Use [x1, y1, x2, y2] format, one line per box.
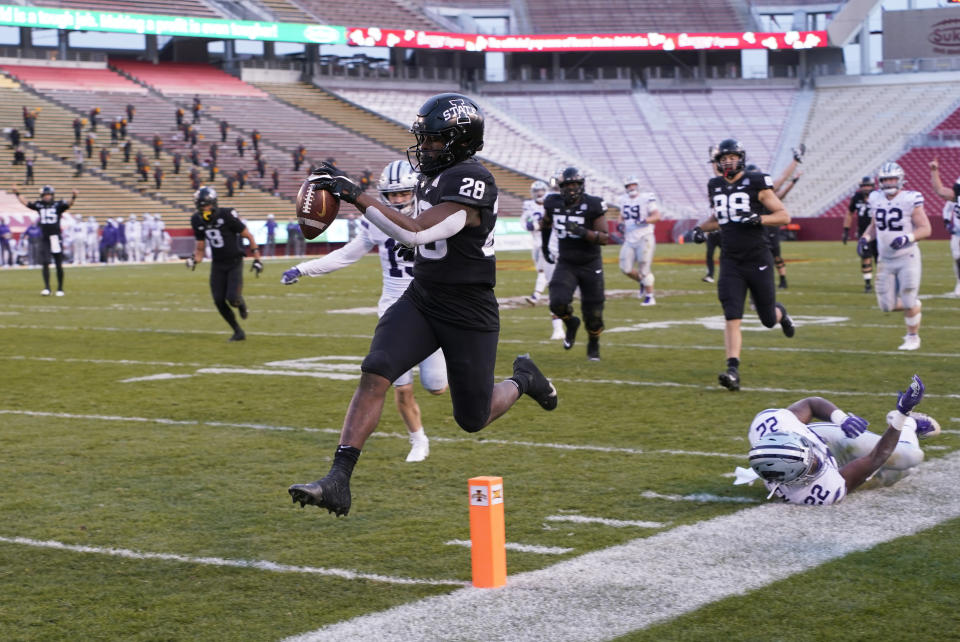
[552, 318, 563, 331]
[534, 272, 547, 296]
[410, 428, 428, 442]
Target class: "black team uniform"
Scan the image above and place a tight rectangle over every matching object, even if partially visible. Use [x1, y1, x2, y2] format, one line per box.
[22, 186, 73, 294]
[848, 179, 877, 292]
[189, 188, 260, 341]
[541, 167, 608, 360]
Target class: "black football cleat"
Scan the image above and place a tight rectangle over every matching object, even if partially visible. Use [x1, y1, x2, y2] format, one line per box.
[288, 475, 351, 516]
[512, 354, 558, 411]
[864, 282, 872, 293]
[719, 368, 740, 391]
[587, 337, 600, 361]
[563, 316, 581, 350]
[238, 300, 248, 320]
[228, 329, 246, 342]
[776, 303, 795, 338]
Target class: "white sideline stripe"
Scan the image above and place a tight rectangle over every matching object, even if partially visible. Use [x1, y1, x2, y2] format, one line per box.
[0, 409, 743, 459]
[0, 536, 465, 587]
[120, 373, 194, 383]
[640, 490, 760, 504]
[445, 540, 573, 555]
[196, 367, 357, 380]
[286, 451, 960, 642]
[545, 515, 666, 529]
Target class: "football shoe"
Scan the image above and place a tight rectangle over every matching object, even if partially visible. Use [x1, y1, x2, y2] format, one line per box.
[563, 316, 581, 350]
[41, 288, 51, 296]
[289, 475, 352, 516]
[719, 367, 740, 392]
[228, 329, 246, 342]
[897, 334, 920, 351]
[511, 354, 558, 411]
[587, 337, 600, 361]
[776, 303, 795, 338]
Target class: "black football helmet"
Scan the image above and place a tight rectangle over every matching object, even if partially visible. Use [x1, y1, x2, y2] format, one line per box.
[557, 166, 585, 205]
[194, 186, 218, 216]
[40, 185, 55, 201]
[745, 164, 759, 173]
[714, 138, 746, 177]
[408, 93, 484, 176]
[859, 175, 874, 189]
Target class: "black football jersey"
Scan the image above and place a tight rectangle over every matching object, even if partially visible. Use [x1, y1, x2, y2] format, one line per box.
[26, 200, 70, 237]
[543, 193, 606, 265]
[190, 207, 247, 262]
[408, 158, 499, 330]
[849, 191, 871, 227]
[707, 171, 774, 261]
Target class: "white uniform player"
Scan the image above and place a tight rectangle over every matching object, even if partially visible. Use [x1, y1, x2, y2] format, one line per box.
[70, 217, 87, 265]
[860, 162, 930, 351]
[618, 177, 661, 305]
[736, 377, 938, 504]
[282, 160, 448, 462]
[521, 179, 563, 339]
[141, 214, 154, 261]
[85, 216, 99, 263]
[944, 201, 960, 296]
[152, 215, 167, 261]
[126, 214, 143, 262]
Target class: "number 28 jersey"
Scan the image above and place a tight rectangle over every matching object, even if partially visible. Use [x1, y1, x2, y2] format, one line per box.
[748, 408, 847, 505]
[707, 171, 773, 262]
[867, 189, 924, 260]
[190, 207, 247, 262]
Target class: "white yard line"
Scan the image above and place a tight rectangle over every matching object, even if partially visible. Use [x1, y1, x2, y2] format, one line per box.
[285, 450, 960, 642]
[544, 515, 666, 528]
[0, 536, 465, 587]
[639, 491, 760, 504]
[445, 540, 573, 555]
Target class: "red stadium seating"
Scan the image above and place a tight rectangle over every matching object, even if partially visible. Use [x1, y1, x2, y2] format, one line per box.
[0, 64, 146, 93]
[933, 106, 960, 133]
[27, 0, 221, 18]
[110, 60, 267, 97]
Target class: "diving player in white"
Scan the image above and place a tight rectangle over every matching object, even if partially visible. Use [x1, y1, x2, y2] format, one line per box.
[736, 374, 939, 505]
[858, 162, 931, 351]
[520, 179, 563, 339]
[618, 177, 661, 305]
[281, 160, 448, 462]
[929, 157, 960, 296]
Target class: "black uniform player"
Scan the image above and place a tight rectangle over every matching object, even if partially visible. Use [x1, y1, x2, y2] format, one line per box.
[187, 187, 262, 341]
[12, 184, 76, 296]
[540, 167, 609, 360]
[844, 176, 876, 293]
[288, 93, 558, 517]
[692, 139, 795, 391]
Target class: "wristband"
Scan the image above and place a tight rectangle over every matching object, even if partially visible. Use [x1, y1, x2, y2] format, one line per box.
[829, 409, 848, 426]
[906, 233, 915, 243]
[886, 410, 908, 431]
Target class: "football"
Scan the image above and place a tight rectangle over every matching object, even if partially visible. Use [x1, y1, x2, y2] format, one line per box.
[296, 180, 340, 240]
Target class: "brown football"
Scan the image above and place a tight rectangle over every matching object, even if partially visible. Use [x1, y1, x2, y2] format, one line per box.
[296, 180, 340, 240]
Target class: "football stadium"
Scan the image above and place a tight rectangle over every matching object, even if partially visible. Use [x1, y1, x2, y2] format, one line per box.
[1, 0, 959, 639]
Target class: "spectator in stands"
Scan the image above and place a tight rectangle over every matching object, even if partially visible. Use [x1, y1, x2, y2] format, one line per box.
[190, 128, 199, 147]
[236, 136, 246, 158]
[85, 134, 94, 159]
[152, 134, 163, 159]
[256, 155, 266, 179]
[13, 145, 25, 166]
[173, 151, 182, 174]
[120, 117, 128, 139]
[88, 107, 100, 132]
[220, 120, 229, 143]
[252, 130, 261, 153]
[73, 117, 82, 144]
[190, 167, 201, 191]
[175, 107, 184, 127]
[190, 146, 200, 167]
[0, 216, 11, 267]
[24, 109, 36, 138]
[359, 169, 373, 192]
[126, 103, 135, 123]
[8, 127, 20, 149]
[73, 145, 84, 177]
[225, 173, 235, 197]
[265, 214, 277, 257]
[237, 169, 248, 191]
[209, 162, 219, 183]
[123, 139, 132, 163]
[99, 147, 109, 171]
[292, 149, 303, 172]
[110, 118, 120, 143]
[154, 166, 164, 190]
[139, 162, 150, 183]
[271, 167, 280, 194]
[192, 96, 202, 123]
[209, 142, 218, 164]
[25, 156, 35, 185]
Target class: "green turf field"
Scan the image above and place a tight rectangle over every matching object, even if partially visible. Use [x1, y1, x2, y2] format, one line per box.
[1, 241, 958, 641]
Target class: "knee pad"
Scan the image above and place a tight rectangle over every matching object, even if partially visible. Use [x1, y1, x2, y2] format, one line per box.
[900, 290, 920, 311]
[860, 259, 872, 272]
[549, 301, 574, 319]
[640, 272, 654, 289]
[583, 303, 604, 334]
[904, 311, 921, 327]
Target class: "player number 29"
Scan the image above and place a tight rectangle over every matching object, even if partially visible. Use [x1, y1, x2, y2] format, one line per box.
[459, 177, 486, 200]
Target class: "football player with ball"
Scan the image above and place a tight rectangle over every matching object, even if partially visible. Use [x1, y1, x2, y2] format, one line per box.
[288, 93, 558, 517]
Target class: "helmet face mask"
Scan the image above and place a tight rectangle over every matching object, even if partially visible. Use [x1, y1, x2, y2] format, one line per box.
[40, 185, 55, 202]
[749, 432, 824, 492]
[194, 186, 218, 218]
[530, 180, 548, 204]
[378, 160, 418, 215]
[859, 176, 874, 192]
[623, 176, 640, 198]
[558, 167, 585, 205]
[407, 93, 484, 177]
[877, 162, 905, 197]
[714, 139, 746, 178]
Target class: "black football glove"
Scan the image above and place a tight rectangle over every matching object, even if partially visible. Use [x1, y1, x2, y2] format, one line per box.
[691, 227, 706, 244]
[392, 241, 416, 262]
[542, 247, 555, 264]
[185, 256, 196, 271]
[251, 258, 264, 278]
[563, 220, 588, 238]
[307, 161, 362, 205]
[740, 212, 762, 226]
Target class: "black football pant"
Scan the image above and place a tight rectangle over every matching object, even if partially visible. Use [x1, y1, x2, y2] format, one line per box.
[705, 231, 721, 277]
[210, 257, 244, 332]
[549, 257, 605, 335]
[39, 240, 64, 291]
[361, 291, 498, 433]
[717, 253, 777, 326]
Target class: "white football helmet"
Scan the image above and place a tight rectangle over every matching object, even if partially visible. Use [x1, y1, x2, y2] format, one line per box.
[378, 160, 417, 214]
[623, 176, 640, 197]
[530, 180, 548, 203]
[877, 162, 905, 196]
[748, 432, 824, 492]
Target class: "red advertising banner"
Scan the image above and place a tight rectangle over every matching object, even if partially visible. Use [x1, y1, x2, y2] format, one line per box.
[345, 28, 828, 52]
